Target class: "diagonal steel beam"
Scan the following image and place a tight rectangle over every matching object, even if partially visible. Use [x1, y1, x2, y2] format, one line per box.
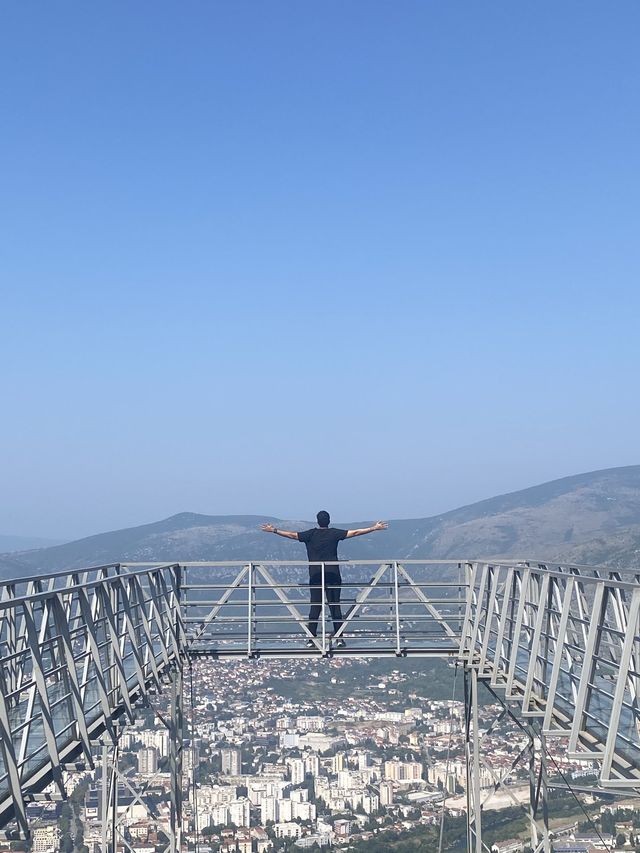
[542, 575, 576, 736]
[254, 563, 318, 645]
[0, 664, 28, 834]
[117, 576, 157, 697]
[600, 587, 640, 785]
[19, 598, 65, 797]
[128, 574, 162, 687]
[50, 595, 94, 769]
[76, 584, 117, 743]
[333, 562, 394, 639]
[186, 564, 250, 646]
[396, 562, 459, 638]
[98, 584, 135, 723]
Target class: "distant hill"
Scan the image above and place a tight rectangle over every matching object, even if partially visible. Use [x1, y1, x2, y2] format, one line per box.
[1, 466, 640, 577]
[0, 534, 64, 552]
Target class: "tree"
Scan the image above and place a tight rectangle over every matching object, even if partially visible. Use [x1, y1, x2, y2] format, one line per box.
[601, 813, 615, 834]
[59, 801, 73, 835]
[74, 827, 85, 850]
[69, 778, 91, 809]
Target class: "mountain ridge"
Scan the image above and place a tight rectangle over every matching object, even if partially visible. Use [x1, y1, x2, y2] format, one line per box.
[2, 465, 639, 576]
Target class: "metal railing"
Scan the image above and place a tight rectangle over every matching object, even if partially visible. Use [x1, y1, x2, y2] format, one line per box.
[460, 561, 640, 789]
[178, 560, 466, 657]
[0, 557, 638, 837]
[0, 564, 183, 830]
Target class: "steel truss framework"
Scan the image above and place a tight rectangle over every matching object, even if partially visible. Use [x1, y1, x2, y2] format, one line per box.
[0, 559, 638, 852]
[98, 670, 184, 853]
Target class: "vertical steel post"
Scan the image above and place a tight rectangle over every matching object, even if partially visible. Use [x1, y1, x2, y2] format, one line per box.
[464, 669, 473, 853]
[101, 741, 109, 853]
[5, 584, 18, 699]
[321, 562, 326, 653]
[526, 725, 550, 853]
[247, 562, 253, 656]
[169, 665, 184, 853]
[393, 561, 401, 655]
[464, 667, 483, 853]
[169, 564, 184, 853]
[111, 740, 118, 853]
[471, 669, 482, 853]
[538, 730, 550, 853]
[528, 727, 538, 852]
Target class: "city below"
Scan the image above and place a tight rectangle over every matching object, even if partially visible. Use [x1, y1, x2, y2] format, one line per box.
[14, 657, 640, 853]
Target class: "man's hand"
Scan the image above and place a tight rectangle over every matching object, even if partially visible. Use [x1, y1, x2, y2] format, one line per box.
[260, 523, 299, 540]
[346, 521, 389, 538]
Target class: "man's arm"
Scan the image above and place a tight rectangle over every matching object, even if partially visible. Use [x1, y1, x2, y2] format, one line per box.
[260, 523, 299, 541]
[345, 521, 388, 538]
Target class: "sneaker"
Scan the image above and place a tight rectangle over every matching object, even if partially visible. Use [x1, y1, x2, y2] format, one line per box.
[305, 638, 316, 648]
[334, 638, 346, 649]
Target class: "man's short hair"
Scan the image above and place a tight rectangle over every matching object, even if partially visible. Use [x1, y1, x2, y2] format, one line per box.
[317, 510, 330, 528]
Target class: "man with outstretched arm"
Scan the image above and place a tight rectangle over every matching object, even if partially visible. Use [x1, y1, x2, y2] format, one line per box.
[261, 511, 388, 648]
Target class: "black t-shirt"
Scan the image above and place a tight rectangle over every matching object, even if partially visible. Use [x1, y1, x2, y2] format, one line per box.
[297, 527, 349, 567]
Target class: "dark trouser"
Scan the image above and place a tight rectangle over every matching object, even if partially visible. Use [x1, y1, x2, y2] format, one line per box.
[308, 569, 343, 637]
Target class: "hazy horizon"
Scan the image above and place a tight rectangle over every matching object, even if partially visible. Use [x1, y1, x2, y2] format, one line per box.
[3, 462, 639, 543]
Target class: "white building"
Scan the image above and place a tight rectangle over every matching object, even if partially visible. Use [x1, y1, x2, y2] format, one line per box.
[248, 778, 287, 805]
[362, 793, 379, 814]
[304, 752, 320, 776]
[280, 731, 300, 749]
[379, 780, 394, 806]
[197, 784, 238, 806]
[292, 800, 316, 821]
[229, 797, 251, 827]
[275, 822, 302, 839]
[358, 752, 372, 770]
[138, 747, 158, 774]
[297, 716, 325, 732]
[384, 759, 422, 782]
[198, 805, 229, 831]
[183, 745, 200, 779]
[127, 728, 170, 757]
[260, 796, 278, 824]
[221, 747, 242, 775]
[32, 825, 60, 853]
[295, 835, 331, 848]
[288, 757, 306, 785]
[334, 819, 352, 837]
[298, 733, 340, 752]
[278, 798, 293, 822]
[337, 770, 354, 789]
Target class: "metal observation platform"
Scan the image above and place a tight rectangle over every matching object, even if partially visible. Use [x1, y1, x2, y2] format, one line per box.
[0, 559, 639, 852]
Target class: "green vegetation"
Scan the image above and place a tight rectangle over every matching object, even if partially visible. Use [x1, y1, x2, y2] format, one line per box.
[265, 658, 462, 705]
[347, 816, 467, 853]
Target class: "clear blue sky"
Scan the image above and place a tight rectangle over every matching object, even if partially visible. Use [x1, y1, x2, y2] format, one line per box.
[2, 2, 639, 539]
